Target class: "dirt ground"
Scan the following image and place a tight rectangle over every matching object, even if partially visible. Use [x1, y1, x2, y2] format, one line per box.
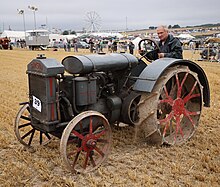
[0, 48, 219, 187]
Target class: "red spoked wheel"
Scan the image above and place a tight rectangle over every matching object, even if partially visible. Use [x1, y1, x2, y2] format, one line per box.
[14, 104, 52, 148]
[155, 66, 203, 145]
[60, 111, 112, 173]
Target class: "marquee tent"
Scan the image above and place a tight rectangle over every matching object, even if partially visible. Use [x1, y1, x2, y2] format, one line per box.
[0, 30, 25, 43]
[177, 33, 195, 40]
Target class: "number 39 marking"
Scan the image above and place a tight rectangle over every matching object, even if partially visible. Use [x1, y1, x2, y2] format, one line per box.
[33, 96, 42, 112]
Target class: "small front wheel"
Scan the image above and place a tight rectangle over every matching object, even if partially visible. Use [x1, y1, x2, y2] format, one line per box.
[60, 111, 112, 174]
[14, 103, 52, 148]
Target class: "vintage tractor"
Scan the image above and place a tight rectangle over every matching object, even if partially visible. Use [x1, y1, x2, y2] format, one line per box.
[0, 37, 13, 50]
[15, 39, 210, 173]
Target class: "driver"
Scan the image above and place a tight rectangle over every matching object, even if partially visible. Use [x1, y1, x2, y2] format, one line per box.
[156, 25, 183, 59]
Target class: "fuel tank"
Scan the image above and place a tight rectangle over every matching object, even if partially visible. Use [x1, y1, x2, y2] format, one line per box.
[62, 53, 139, 74]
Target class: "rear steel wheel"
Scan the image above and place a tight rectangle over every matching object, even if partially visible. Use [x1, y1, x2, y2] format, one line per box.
[136, 66, 203, 145]
[60, 111, 112, 173]
[14, 104, 52, 148]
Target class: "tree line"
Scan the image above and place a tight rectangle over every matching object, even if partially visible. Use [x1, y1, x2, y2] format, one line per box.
[149, 24, 181, 30]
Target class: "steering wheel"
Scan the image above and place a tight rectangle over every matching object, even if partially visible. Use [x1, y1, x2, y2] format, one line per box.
[138, 38, 161, 62]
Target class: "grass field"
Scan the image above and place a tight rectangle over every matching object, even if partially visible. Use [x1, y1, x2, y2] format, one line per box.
[0, 48, 220, 186]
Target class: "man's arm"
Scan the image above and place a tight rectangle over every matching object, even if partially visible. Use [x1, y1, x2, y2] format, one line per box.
[158, 38, 183, 59]
[164, 39, 183, 59]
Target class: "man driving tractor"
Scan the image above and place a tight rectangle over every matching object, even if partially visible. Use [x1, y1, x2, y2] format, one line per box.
[156, 25, 183, 59]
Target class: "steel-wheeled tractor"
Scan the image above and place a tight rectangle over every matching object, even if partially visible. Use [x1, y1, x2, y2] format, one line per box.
[0, 37, 13, 50]
[15, 39, 210, 173]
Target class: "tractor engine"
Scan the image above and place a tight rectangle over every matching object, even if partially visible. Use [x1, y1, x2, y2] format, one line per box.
[26, 53, 143, 132]
[60, 53, 141, 125]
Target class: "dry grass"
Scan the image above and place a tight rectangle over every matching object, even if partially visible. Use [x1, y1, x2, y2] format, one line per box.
[0, 48, 220, 186]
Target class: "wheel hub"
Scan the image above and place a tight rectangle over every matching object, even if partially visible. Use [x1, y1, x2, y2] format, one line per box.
[82, 135, 97, 151]
[173, 98, 185, 116]
[86, 139, 97, 148]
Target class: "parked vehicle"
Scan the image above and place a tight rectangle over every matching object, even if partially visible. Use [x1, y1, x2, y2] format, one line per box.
[25, 30, 49, 50]
[49, 41, 65, 48]
[76, 41, 89, 49]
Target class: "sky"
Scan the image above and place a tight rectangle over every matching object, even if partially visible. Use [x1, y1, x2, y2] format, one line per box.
[0, 0, 219, 32]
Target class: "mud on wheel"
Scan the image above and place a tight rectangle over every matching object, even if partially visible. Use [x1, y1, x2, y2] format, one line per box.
[60, 111, 112, 174]
[136, 65, 203, 145]
[14, 103, 52, 148]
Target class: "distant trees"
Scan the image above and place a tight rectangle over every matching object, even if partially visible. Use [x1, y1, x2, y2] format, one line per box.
[62, 30, 69, 35]
[149, 26, 157, 30]
[149, 24, 181, 30]
[167, 24, 181, 29]
[62, 30, 76, 35]
[70, 31, 76, 35]
[172, 24, 181, 28]
[186, 23, 220, 28]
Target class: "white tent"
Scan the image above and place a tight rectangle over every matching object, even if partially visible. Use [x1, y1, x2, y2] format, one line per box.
[177, 33, 195, 40]
[48, 34, 65, 48]
[1, 30, 25, 43]
[132, 37, 142, 49]
[63, 34, 78, 40]
[49, 34, 64, 42]
[90, 32, 123, 39]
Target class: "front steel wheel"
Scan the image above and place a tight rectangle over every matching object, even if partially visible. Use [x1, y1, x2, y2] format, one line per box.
[14, 104, 52, 148]
[137, 66, 203, 145]
[60, 111, 112, 173]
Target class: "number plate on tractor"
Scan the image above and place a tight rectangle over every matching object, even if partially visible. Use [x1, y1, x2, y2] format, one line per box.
[33, 96, 42, 112]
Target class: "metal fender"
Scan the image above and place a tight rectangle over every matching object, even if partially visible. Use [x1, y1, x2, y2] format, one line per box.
[133, 58, 210, 107]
